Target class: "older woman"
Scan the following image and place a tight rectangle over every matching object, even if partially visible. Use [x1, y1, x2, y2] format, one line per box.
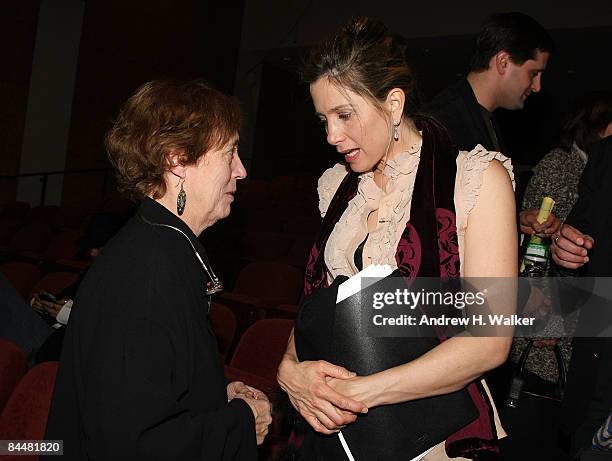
[277, 18, 516, 460]
[44, 80, 272, 460]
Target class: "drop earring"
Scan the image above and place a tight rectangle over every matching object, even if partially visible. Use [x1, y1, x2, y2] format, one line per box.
[177, 179, 186, 215]
[393, 120, 400, 141]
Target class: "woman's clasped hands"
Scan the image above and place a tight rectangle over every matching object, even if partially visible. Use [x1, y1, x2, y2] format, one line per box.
[277, 356, 369, 435]
[31, 292, 69, 318]
[227, 381, 273, 445]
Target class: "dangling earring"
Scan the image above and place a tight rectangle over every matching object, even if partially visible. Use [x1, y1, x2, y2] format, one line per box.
[177, 179, 186, 215]
[393, 120, 400, 141]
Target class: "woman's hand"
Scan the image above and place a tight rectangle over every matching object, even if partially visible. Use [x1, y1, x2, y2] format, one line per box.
[326, 375, 377, 408]
[238, 394, 273, 445]
[31, 293, 67, 317]
[31, 293, 46, 313]
[228, 382, 272, 444]
[226, 381, 266, 401]
[277, 355, 368, 435]
[44, 298, 68, 317]
[519, 209, 560, 236]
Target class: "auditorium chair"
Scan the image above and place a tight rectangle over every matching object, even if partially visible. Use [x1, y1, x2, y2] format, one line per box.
[224, 319, 295, 459]
[232, 262, 303, 307]
[0, 262, 41, 300]
[28, 206, 62, 228]
[215, 262, 303, 347]
[0, 339, 27, 413]
[277, 235, 313, 269]
[224, 319, 294, 394]
[0, 202, 30, 221]
[8, 223, 53, 257]
[42, 229, 84, 264]
[0, 361, 59, 461]
[29, 272, 80, 300]
[0, 217, 24, 247]
[264, 303, 298, 320]
[239, 231, 293, 262]
[57, 206, 88, 230]
[239, 210, 284, 233]
[209, 302, 237, 363]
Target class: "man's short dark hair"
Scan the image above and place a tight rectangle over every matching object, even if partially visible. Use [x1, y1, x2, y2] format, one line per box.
[469, 12, 554, 72]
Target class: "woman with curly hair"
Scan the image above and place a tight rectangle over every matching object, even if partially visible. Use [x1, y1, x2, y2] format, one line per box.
[44, 80, 272, 460]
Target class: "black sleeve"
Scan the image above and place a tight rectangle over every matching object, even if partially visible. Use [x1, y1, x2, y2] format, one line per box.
[45, 324, 256, 461]
[92, 255, 258, 461]
[564, 140, 609, 235]
[110, 319, 257, 461]
[557, 140, 612, 277]
[45, 245, 258, 461]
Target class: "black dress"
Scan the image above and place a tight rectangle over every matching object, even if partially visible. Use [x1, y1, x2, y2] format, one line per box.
[43, 198, 256, 460]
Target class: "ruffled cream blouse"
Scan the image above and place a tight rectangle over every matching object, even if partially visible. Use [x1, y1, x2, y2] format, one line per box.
[318, 143, 515, 282]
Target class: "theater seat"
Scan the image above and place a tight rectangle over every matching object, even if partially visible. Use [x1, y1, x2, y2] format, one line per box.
[215, 262, 302, 352]
[264, 303, 297, 320]
[231, 262, 303, 307]
[0, 201, 30, 221]
[28, 206, 62, 228]
[8, 223, 53, 256]
[225, 319, 294, 392]
[0, 217, 24, 246]
[209, 302, 237, 363]
[239, 231, 293, 262]
[0, 262, 41, 300]
[30, 272, 80, 299]
[0, 339, 27, 413]
[224, 320, 295, 459]
[0, 361, 59, 460]
[42, 229, 84, 263]
[283, 214, 321, 237]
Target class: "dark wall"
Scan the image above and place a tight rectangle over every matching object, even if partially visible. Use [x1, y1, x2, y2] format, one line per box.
[250, 26, 612, 179]
[3, 2, 609, 204]
[251, 61, 336, 180]
[61, 0, 245, 207]
[406, 26, 612, 165]
[0, 0, 40, 203]
[497, 27, 612, 165]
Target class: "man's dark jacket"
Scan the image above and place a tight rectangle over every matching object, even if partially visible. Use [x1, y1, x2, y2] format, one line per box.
[426, 78, 507, 153]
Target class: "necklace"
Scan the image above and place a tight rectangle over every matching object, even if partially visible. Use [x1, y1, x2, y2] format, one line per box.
[139, 214, 224, 297]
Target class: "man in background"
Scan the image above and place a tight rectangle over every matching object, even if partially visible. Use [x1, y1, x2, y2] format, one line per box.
[427, 11, 559, 236]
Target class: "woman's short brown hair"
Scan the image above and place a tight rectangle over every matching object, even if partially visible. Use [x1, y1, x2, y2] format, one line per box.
[106, 79, 241, 201]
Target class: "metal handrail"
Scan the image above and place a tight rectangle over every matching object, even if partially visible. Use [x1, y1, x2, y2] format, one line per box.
[0, 167, 111, 179]
[0, 168, 113, 206]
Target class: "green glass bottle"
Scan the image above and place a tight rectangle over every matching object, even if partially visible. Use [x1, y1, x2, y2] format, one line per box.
[520, 196, 555, 277]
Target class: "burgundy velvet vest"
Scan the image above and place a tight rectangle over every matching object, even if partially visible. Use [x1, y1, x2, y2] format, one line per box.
[304, 116, 500, 459]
